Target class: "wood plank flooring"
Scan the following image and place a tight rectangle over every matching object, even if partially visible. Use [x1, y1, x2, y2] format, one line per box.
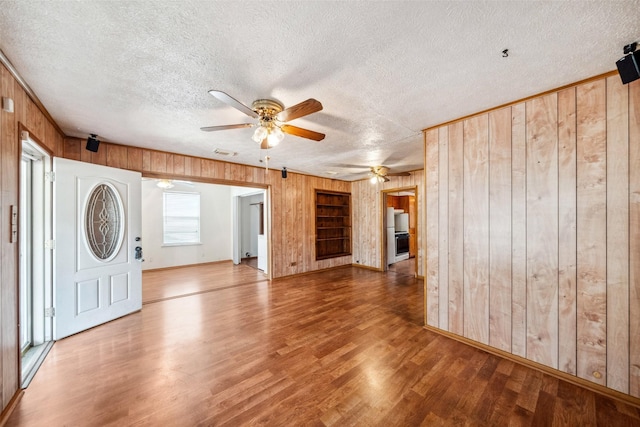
[6, 266, 640, 426]
[142, 261, 267, 304]
[387, 258, 416, 278]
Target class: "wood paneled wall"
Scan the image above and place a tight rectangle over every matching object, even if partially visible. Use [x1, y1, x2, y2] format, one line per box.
[351, 171, 425, 277]
[60, 138, 352, 279]
[0, 62, 65, 413]
[424, 75, 640, 398]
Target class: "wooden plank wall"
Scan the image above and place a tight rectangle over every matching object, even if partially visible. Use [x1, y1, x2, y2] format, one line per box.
[424, 75, 640, 397]
[351, 170, 425, 278]
[0, 62, 65, 412]
[60, 137, 352, 279]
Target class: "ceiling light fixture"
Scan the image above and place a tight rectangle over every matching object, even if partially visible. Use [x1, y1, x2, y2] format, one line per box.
[248, 99, 287, 148]
[251, 122, 284, 148]
[156, 179, 174, 189]
[370, 175, 385, 184]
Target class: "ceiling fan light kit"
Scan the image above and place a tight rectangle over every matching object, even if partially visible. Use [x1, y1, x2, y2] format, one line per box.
[250, 99, 285, 147]
[251, 126, 268, 143]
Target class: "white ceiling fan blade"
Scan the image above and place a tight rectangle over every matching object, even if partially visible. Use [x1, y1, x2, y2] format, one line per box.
[200, 123, 254, 132]
[208, 90, 259, 118]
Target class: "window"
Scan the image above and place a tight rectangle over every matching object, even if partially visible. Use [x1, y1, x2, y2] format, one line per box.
[163, 192, 201, 245]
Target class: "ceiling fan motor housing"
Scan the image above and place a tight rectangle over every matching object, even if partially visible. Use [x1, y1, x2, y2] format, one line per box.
[251, 99, 284, 122]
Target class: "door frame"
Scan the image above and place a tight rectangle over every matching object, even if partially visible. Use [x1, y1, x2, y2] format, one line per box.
[18, 127, 54, 387]
[380, 186, 419, 274]
[234, 190, 267, 271]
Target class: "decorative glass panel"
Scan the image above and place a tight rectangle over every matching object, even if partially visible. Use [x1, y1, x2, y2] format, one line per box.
[85, 184, 123, 260]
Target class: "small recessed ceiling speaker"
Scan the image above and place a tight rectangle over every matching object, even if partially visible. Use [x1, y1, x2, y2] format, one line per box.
[617, 43, 640, 84]
[86, 134, 100, 152]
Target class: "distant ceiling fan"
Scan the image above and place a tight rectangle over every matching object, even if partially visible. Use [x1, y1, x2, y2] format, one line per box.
[201, 90, 325, 149]
[369, 166, 411, 183]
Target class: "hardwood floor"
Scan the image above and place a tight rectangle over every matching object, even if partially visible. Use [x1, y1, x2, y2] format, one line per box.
[142, 261, 267, 304]
[241, 257, 259, 270]
[388, 258, 416, 278]
[6, 266, 640, 426]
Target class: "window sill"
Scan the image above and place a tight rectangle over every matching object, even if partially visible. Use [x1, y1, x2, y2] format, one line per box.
[161, 242, 203, 247]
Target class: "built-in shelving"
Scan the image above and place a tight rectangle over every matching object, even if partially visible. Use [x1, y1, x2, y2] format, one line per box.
[315, 190, 351, 260]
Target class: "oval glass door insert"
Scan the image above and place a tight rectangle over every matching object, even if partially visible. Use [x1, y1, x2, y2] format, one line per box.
[85, 183, 124, 260]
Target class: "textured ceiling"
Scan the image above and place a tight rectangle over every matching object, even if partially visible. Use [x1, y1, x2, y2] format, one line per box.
[0, 1, 638, 181]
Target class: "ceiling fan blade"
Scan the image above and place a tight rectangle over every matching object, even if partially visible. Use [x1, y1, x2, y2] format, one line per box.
[281, 124, 325, 141]
[208, 90, 259, 118]
[200, 123, 254, 132]
[383, 176, 391, 182]
[277, 99, 323, 122]
[388, 172, 412, 177]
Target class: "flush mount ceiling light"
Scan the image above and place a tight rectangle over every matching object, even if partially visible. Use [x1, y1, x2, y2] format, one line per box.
[156, 179, 174, 189]
[201, 90, 325, 149]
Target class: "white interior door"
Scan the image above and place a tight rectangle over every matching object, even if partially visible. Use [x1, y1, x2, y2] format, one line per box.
[53, 158, 142, 340]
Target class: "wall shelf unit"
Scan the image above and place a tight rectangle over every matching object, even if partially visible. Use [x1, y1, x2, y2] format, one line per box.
[315, 190, 351, 260]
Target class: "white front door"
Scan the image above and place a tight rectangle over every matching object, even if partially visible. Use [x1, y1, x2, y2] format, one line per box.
[53, 158, 142, 340]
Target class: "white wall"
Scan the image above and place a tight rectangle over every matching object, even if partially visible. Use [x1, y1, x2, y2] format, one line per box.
[141, 180, 233, 270]
[240, 193, 263, 258]
[230, 186, 266, 265]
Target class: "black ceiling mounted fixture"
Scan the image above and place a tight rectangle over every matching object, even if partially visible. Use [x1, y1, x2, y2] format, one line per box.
[616, 42, 640, 84]
[86, 134, 100, 152]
